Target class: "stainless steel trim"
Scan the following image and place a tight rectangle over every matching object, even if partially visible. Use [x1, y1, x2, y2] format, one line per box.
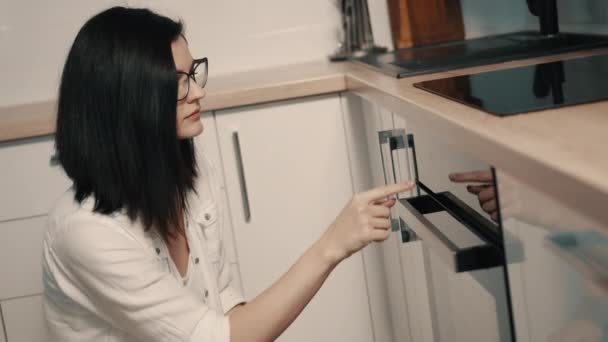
[378, 129, 417, 242]
[395, 197, 459, 267]
[395, 196, 503, 272]
[232, 131, 251, 223]
[378, 129, 405, 232]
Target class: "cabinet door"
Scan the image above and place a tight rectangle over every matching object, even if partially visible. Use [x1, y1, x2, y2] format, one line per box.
[341, 93, 396, 342]
[2, 295, 47, 342]
[0, 136, 71, 222]
[215, 94, 374, 342]
[342, 93, 410, 342]
[342, 93, 436, 342]
[0, 216, 46, 299]
[497, 169, 608, 342]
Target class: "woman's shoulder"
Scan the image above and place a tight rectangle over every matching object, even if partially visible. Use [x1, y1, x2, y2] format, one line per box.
[193, 153, 222, 204]
[47, 189, 152, 248]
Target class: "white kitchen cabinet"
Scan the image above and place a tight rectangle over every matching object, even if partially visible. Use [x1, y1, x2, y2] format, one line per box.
[2, 295, 47, 342]
[0, 136, 71, 222]
[342, 93, 435, 342]
[0, 215, 46, 299]
[341, 93, 405, 342]
[214, 94, 374, 342]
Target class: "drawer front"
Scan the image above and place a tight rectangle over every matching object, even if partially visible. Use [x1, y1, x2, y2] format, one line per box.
[2, 295, 47, 342]
[0, 136, 71, 222]
[0, 216, 46, 299]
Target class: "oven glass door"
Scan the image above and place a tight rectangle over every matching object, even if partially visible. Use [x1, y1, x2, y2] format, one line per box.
[384, 118, 514, 341]
[497, 169, 608, 342]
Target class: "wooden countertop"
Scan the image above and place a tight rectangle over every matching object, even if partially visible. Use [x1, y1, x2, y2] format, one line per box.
[1, 49, 608, 225]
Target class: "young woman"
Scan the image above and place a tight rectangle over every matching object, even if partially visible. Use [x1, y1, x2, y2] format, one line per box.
[43, 6, 413, 342]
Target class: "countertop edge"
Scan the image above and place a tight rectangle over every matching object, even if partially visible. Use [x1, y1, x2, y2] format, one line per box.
[1, 57, 607, 225]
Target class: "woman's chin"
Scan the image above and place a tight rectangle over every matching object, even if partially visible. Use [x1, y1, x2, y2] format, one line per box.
[177, 121, 204, 139]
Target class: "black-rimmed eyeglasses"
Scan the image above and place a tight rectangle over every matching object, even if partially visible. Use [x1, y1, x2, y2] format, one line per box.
[177, 57, 208, 101]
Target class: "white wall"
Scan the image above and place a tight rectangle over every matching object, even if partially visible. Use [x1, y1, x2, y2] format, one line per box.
[0, 0, 341, 107]
[2, 0, 607, 108]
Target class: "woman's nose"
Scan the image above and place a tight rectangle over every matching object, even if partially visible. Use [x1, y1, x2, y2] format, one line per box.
[189, 82, 206, 102]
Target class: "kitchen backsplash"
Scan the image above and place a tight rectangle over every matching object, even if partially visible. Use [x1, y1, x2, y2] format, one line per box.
[0, 0, 341, 107]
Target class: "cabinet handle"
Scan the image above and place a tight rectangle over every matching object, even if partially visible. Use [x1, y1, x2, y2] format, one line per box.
[378, 129, 416, 241]
[232, 131, 251, 223]
[49, 152, 60, 166]
[395, 182, 504, 272]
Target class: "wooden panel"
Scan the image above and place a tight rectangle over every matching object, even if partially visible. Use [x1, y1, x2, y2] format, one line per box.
[0, 216, 46, 299]
[386, 0, 465, 49]
[2, 295, 47, 342]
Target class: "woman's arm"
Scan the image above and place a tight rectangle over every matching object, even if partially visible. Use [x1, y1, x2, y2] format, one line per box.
[228, 181, 414, 342]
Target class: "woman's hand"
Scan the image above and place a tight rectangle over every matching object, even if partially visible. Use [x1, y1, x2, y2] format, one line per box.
[321, 181, 415, 264]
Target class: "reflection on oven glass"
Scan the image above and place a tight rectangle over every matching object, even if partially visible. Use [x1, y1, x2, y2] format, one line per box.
[496, 169, 607, 342]
[448, 169, 498, 222]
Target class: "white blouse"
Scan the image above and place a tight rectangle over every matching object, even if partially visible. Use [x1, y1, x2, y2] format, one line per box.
[42, 156, 244, 342]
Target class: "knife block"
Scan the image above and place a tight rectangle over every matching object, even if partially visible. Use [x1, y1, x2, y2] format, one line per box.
[386, 0, 465, 49]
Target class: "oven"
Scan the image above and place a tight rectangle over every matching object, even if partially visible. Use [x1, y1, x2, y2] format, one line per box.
[378, 118, 515, 341]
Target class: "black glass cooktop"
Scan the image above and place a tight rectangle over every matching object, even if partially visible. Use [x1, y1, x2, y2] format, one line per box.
[413, 53, 608, 116]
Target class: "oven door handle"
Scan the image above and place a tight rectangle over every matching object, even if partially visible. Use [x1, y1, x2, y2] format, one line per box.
[395, 191, 504, 272]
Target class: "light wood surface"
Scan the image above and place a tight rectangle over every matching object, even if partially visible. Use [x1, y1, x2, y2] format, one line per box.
[346, 47, 608, 227]
[1, 50, 607, 225]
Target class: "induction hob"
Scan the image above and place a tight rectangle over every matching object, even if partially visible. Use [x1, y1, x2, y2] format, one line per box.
[413, 53, 608, 116]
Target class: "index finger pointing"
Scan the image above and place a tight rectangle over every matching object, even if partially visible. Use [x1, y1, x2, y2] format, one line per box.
[365, 181, 415, 202]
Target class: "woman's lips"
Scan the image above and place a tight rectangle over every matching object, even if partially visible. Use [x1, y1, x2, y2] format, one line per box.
[186, 109, 201, 119]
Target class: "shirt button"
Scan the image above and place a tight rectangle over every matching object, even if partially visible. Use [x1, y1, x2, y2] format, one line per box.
[194, 257, 200, 264]
[155, 248, 161, 255]
[204, 213, 211, 221]
[204, 289, 209, 298]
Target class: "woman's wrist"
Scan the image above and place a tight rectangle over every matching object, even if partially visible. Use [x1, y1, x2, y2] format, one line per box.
[315, 227, 346, 267]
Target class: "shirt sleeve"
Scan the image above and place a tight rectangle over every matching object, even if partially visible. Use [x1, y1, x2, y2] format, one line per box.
[50, 213, 230, 342]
